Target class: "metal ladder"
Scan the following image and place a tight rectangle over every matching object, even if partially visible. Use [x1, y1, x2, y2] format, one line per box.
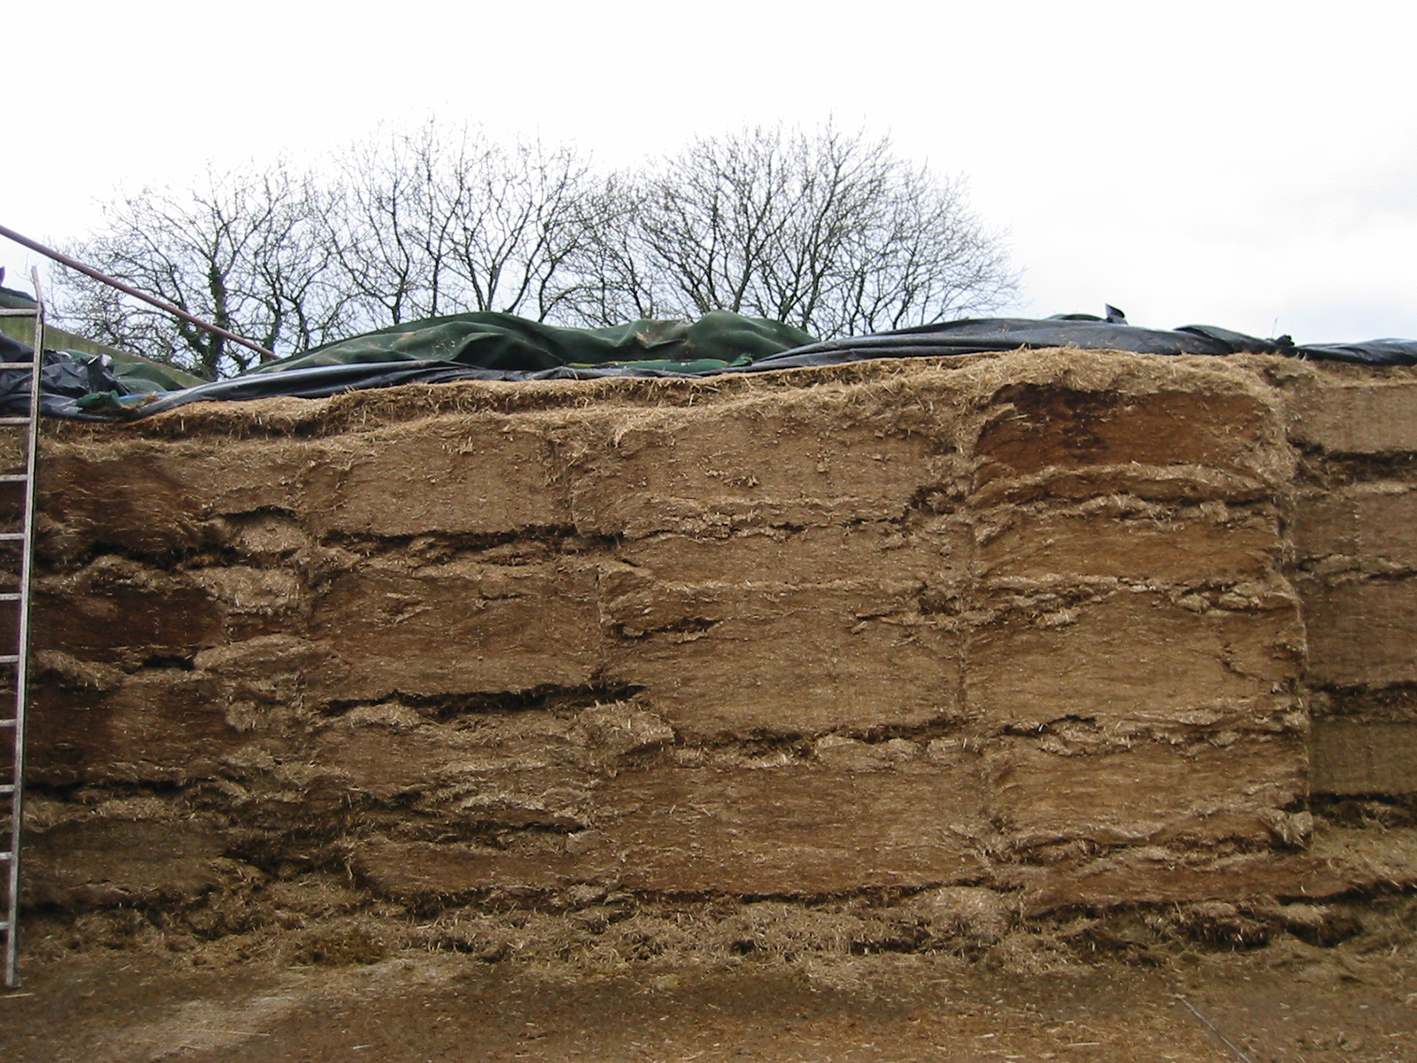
[0, 274, 44, 987]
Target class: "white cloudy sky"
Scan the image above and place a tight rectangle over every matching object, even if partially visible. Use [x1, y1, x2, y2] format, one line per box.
[4, 0, 1415, 342]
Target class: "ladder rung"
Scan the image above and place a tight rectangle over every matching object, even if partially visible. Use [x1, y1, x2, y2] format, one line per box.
[0, 533, 24, 541]
[0, 594, 20, 602]
[0, 719, 14, 728]
[0, 364, 33, 371]
[0, 656, 19, 665]
[0, 853, 9, 862]
[0, 786, 12, 796]
[0, 476, 26, 483]
[0, 418, 29, 427]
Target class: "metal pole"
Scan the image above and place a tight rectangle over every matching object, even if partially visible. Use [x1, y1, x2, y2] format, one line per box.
[0, 222, 276, 363]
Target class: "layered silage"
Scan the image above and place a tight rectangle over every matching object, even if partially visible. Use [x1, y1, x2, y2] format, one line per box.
[20, 348, 1417, 921]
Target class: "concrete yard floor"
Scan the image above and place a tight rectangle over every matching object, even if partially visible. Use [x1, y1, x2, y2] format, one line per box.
[3, 938, 1417, 1063]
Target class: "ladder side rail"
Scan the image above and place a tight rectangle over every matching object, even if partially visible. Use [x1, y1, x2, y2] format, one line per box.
[3, 279, 41, 988]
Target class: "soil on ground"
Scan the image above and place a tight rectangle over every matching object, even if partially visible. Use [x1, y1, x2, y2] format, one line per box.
[6, 899, 1417, 1063]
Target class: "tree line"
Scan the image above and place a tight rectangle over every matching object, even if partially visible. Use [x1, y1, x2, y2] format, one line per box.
[56, 122, 1017, 380]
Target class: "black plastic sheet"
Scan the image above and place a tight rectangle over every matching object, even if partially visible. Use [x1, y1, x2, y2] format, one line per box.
[0, 340, 140, 420]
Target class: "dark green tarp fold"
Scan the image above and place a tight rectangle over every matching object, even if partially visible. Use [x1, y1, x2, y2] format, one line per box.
[264, 311, 814, 375]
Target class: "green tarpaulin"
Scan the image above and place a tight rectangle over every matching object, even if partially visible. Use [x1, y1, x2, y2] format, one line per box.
[262, 310, 816, 376]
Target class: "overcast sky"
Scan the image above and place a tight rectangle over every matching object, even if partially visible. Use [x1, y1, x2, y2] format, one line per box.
[4, 0, 1414, 343]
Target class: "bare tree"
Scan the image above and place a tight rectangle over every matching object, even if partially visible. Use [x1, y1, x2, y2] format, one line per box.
[56, 162, 348, 379]
[53, 126, 619, 378]
[560, 176, 666, 325]
[449, 138, 611, 321]
[572, 125, 1016, 337]
[330, 122, 619, 331]
[52, 122, 1018, 379]
[325, 121, 462, 328]
[249, 172, 351, 355]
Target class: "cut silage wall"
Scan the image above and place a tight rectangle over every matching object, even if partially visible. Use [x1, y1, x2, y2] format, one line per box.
[19, 348, 1417, 914]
